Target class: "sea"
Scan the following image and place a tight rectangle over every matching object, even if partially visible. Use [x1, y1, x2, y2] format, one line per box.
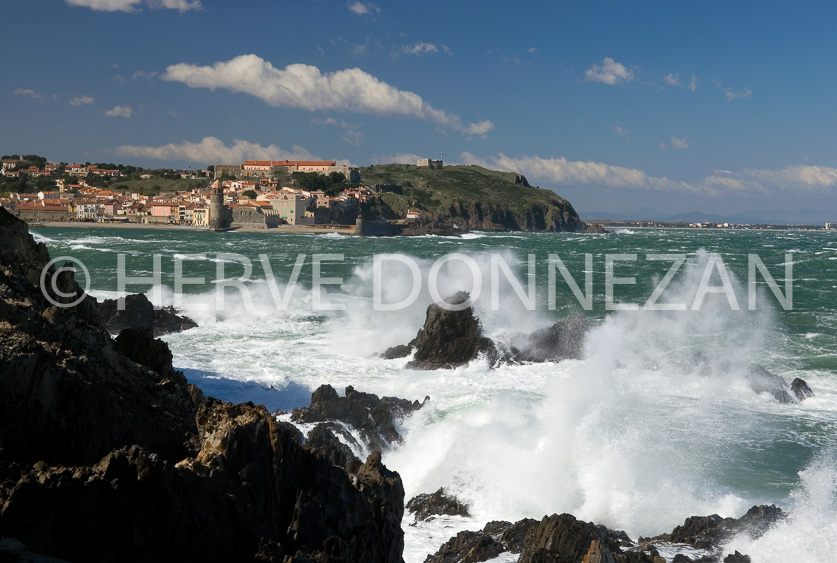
[30, 226, 837, 562]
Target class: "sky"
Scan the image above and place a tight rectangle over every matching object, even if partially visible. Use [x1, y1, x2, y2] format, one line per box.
[3, 0, 837, 218]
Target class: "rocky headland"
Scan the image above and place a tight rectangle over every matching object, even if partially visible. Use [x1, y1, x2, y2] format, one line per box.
[0, 208, 405, 562]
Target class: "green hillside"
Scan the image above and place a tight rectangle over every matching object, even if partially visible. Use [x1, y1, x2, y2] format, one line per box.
[358, 164, 583, 232]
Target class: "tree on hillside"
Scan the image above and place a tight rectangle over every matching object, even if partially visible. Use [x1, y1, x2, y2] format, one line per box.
[241, 189, 258, 199]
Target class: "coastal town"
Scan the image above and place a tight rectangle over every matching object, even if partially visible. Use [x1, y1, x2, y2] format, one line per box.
[0, 155, 398, 230]
[1, 154, 835, 232]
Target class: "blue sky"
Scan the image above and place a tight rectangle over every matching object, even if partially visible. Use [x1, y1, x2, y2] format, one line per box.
[4, 0, 837, 217]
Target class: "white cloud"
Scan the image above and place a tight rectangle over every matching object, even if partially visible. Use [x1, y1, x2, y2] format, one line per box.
[457, 153, 837, 198]
[70, 95, 95, 106]
[613, 126, 630, 141]
[14, 88, 49, 103]
[132, 70, 158, 81]
[670, 135, 689, 150]
[162, 54, 492, 135]
[402, 42, 439, 56]
[105, 105, 132, 118]
[348, 1, 378, 15]
[115, 136, 317, 164]
[725, 87, 752, 101]
[688, 75, 698, 92]
[371, 153, 424, 165]
[585, 57, 634, 85]
[462, 120, 495, 137]
[461, 152, 699, 193]
[66, 0, 200, 12]
[664, 72, 680, 87]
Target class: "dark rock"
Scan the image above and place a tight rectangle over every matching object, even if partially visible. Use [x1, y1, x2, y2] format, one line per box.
[425, 519, 536, 563]
[99, 292, 197, 336]
[406, 487, 470, 521]
[664, 504, 785, 550]
[745, 365, 794, 403]
[114, 326, 176, 376]
[425, 530, 505, 563]
[506, 316, 590, 362]
[407, 291, 498, 369]
[723, 551, 751, 563]
[304, 422, 363, 473]
[579, 222, 608, 234]
[498, 518, 538, 553]
[518, 513, 634, 563]
[382, 343, 414, 359]
[400, 218, 471, 237]
[0, 211, 407, 563]
[790, 377, 814, 401]
[291, 384, 425, 452]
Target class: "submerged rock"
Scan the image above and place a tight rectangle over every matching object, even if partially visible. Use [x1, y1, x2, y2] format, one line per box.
[406, 487, 470, 522]
[790, 377, 814, 401]
[505, 316, 590, 362]
[99, 292, 197, 336]
[745, 365, 795, 403]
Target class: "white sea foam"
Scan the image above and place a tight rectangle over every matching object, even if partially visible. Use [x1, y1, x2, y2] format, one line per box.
[723, 452, 837, 563]
[151, 243, 837, 561]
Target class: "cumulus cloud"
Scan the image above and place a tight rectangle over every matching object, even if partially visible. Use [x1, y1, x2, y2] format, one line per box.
[670, 135, 689, 149]
[70, 95, 95, 107]
[458, 153, 837, 198]
[664, 73, 680, 87]
[585, 57, 634, 85]
[462, 120, 495, 137]
[162, 54, 492, 135]
[105, 105, 132, 118]
[461, 152, 698, 193]
[115, 136, 317, 164]
[348, 1, 378, 15]
[66, 0, 200, 12]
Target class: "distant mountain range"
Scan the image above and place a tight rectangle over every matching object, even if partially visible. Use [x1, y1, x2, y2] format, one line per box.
[580, 206, 837, 225]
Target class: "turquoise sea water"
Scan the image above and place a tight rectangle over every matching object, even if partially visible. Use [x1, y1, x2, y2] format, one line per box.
[30, 226, 837, 561]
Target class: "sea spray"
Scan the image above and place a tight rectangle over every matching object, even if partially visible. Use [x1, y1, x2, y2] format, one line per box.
[724, 451, 837, 562]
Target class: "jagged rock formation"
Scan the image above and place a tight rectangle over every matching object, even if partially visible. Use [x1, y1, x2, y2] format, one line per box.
[397, 292, 498, 369]
[384, 292, 589, 369]
[425, 519, 537, 563]
[427, 505, 783, 563]
[290, 384, 427, 470]
[406, 488, 470, 522]
[99, 292, 197, 336]
[650, 504, 785, 552]
[0, 208, 406, 562]
[426, 514, 662, 563]
[790, 377, 814, 400]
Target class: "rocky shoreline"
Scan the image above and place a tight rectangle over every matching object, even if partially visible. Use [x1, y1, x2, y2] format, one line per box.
[0, 208, 795, 562]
